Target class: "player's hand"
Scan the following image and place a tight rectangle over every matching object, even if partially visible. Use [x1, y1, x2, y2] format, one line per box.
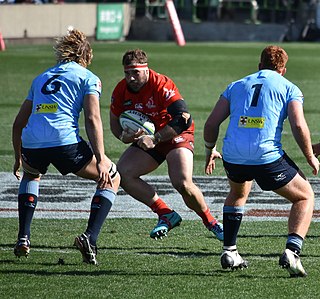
[96, 158, 113, 189]
[137, 135, 156, 150]
[312, 143, 320, 158]
[205, 149, 222, 175]
[307, 155, 319, 176]
[119, 128, 144, 144]
[13, 158, 22, 180]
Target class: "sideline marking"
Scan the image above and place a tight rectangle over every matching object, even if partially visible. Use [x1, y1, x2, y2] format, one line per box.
[1, 172, 320, 221]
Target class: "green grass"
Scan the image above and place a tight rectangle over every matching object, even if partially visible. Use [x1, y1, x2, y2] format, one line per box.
[1, 42, 320, 175]
[1, 218, 320, 299]
[1, 42, 320, 298]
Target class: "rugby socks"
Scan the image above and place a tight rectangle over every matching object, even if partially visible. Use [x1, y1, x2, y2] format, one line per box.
[85, 189, 116, 246]
[196, 208, 216, 227]
[150, 198, 172, 216]
[286, 233, 303, 255]
[223, 205, 244, 247]
[17, 179, 39, 239]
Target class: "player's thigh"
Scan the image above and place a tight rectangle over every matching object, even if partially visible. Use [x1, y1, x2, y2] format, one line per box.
[117, 145, 159, 177]
[274, 171, 314, 203]
[166, 147, 194, 184]
[75, 155, 101, 181]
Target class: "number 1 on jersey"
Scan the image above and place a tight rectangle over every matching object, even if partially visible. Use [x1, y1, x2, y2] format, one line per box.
[251, 84, 263, 107]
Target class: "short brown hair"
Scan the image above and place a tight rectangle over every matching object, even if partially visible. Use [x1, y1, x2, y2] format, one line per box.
[54, 28, 93, 68]
[260, 45, 288, 71]
[122, 49, 148, 66]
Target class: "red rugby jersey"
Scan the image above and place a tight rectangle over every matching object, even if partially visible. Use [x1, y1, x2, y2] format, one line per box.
[110, 69, 194, 133]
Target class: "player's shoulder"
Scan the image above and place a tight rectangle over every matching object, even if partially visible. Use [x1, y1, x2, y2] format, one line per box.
[149, 69, 176, 89]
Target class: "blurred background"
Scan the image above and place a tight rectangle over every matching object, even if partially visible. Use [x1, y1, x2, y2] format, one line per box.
[1, 0, 320, 43]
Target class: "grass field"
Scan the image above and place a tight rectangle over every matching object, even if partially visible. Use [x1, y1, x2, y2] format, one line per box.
[1, 41, 320, 175]
[1, 218, 320, 299]
[1, 42, 320, 298]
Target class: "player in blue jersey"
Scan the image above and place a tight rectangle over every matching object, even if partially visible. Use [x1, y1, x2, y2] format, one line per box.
[12, 28, 120, 265]
[203, 45, 319, 277]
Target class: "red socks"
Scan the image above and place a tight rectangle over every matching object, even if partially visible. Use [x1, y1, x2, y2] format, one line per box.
[150, 198, 172, 216]
[197, 208, 216, 227]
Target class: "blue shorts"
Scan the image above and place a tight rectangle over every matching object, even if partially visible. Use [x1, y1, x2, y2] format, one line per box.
[21, 139, 93, 175]
[222, 152, 299, 191]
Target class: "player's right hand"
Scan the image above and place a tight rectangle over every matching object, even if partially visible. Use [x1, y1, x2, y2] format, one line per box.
[119, 128, 144, 144]
[205, 150, 222, 175]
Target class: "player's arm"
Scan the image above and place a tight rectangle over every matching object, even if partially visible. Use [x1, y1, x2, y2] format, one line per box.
[12, 99, 33, 180]
[288, 100, 319, 175]
[137, 99, 192, 150]
[203, 95, 230, 174]
[83, 94, 112, 187]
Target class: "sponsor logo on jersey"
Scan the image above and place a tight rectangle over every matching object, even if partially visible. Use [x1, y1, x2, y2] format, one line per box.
[238, 116, 265, 128]
[164, 87, 176, 101]
[146, 97, 156, 109]
[135, 103, 143, 110]
[174, 136, 185, 143]
[35, 103, 58, 114]
[123, 99, 132, 106]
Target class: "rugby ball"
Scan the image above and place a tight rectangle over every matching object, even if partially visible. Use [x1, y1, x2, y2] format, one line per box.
[119, 110, 155, 135]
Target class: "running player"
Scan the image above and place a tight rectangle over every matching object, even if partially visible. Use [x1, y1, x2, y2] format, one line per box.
[109, 49, 223, 241]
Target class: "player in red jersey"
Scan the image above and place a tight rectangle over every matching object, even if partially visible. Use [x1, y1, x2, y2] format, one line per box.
[313, 143, 320, 157]
[110, 49, 223, 240]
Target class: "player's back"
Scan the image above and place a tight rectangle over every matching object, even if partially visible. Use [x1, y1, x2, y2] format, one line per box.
[222, 69, 303, 165]
[22, 62, 101, 148]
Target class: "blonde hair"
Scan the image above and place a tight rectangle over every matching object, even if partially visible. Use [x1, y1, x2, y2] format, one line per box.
[54, 28, 93, 68]
[260, 45, 288, 71]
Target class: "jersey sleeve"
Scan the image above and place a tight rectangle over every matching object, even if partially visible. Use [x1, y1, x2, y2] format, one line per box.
[26, 85, 34, 101]
[85, 72, 102, 98]
[221, 82, 235, 102]
[288, 84, 304, 104]
[110, 81, 124, 117]
[158, 76, 183, 108]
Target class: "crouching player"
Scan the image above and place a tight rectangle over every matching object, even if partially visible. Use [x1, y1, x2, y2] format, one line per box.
[12, 28, 120, 265]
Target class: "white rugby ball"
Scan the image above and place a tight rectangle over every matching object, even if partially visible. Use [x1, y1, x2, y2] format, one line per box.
[119, 110, 155, 135]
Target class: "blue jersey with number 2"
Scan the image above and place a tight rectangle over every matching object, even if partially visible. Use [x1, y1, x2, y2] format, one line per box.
[221, 69, 303, 165]
[22, 61, 101, 148]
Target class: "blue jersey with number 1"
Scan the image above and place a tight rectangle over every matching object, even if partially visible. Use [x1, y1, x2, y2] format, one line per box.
[221, 69, 303, 165]
[22, 61, 101, 149]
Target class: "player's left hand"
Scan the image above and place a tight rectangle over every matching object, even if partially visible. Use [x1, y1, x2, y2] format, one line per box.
[205, 149, 222, 175]
[13, 159, 21, 180]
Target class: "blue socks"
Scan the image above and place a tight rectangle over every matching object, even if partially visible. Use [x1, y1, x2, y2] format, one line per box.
[223, 205, 245, 249]
[286, 233, 303, 255]
[85, 189, 116, 246]
[18, 179, 39, 239]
